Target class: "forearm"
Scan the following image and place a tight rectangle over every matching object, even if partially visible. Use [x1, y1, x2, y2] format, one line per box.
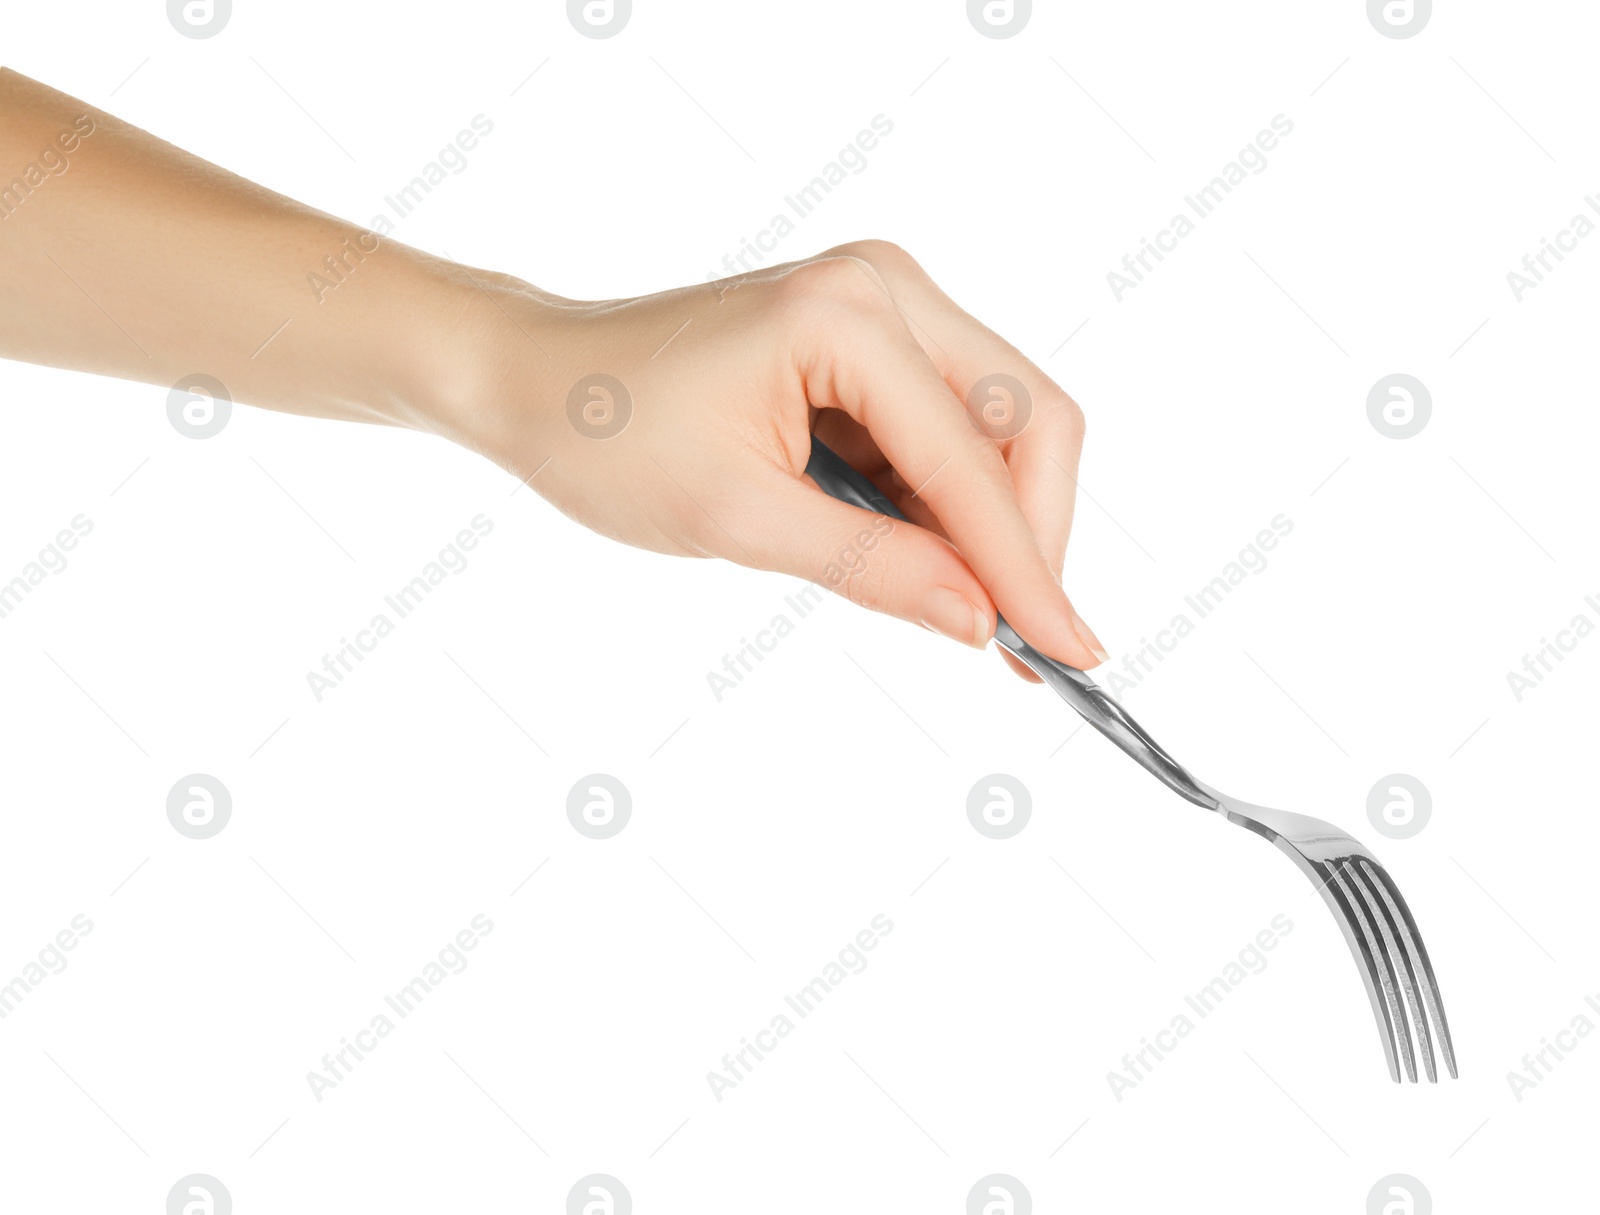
[0, 68, 496, 437]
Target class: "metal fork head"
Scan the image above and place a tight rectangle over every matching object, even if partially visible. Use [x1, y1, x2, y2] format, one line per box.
[1197, 783, 1457, 1083]
[800, 441, 1458, 1081]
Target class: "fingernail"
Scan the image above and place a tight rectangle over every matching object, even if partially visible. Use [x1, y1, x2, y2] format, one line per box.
[1070, 605, 1109, 665]
[920, 587, 990, 650]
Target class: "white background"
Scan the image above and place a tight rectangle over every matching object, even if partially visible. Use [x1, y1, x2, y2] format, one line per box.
[2, 1, 1596, 1211]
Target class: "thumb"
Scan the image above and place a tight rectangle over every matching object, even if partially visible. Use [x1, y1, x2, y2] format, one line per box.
[735, 463, 996, 650]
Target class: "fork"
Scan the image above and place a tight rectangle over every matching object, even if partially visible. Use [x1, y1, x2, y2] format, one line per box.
[805, 436, 1457, 1083]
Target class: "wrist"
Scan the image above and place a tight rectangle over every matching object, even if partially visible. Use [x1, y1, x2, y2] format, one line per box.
[400, 255, 570, 471]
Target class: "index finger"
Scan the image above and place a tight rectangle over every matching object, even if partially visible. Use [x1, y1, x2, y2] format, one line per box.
[790, 259, 1102, 670]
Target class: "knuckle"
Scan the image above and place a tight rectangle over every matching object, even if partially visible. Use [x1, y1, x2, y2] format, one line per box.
[980, 428, 1016, 469]
[836, 558, 888, 611]
[773, 255, 893, 320]
[818, 519, 898, 609]
[831, 238, 921, 273]
[955, 422, 1011, 472]
[1033, 387, 1086, 441]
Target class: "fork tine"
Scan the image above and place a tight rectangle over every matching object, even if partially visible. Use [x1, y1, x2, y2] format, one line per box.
[1361, 858, 1459, 1080]
[1346, 861, 1435, 1082]
[1314, 861, 1401, 1082]
[1329, 862, 1415, 1081]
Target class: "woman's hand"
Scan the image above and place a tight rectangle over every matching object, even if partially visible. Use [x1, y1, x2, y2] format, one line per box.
[450, 242, 1107, 673]
[0, 68, 1104, 672]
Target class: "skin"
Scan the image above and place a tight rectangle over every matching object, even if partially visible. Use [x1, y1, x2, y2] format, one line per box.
[0, 69, 1108, 674]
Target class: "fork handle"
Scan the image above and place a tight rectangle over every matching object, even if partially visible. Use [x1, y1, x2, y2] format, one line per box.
[804, 436, 1216, 810]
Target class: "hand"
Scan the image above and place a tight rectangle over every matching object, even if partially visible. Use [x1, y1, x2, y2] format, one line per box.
[0, 70, 1104, 672]
[447, 241, 1107, 673]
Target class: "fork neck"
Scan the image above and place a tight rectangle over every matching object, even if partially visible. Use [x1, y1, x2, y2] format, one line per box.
[994, 620, 1218, 811]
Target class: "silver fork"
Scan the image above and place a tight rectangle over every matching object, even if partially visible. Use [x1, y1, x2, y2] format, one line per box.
[806, 437, 1457, 1083]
